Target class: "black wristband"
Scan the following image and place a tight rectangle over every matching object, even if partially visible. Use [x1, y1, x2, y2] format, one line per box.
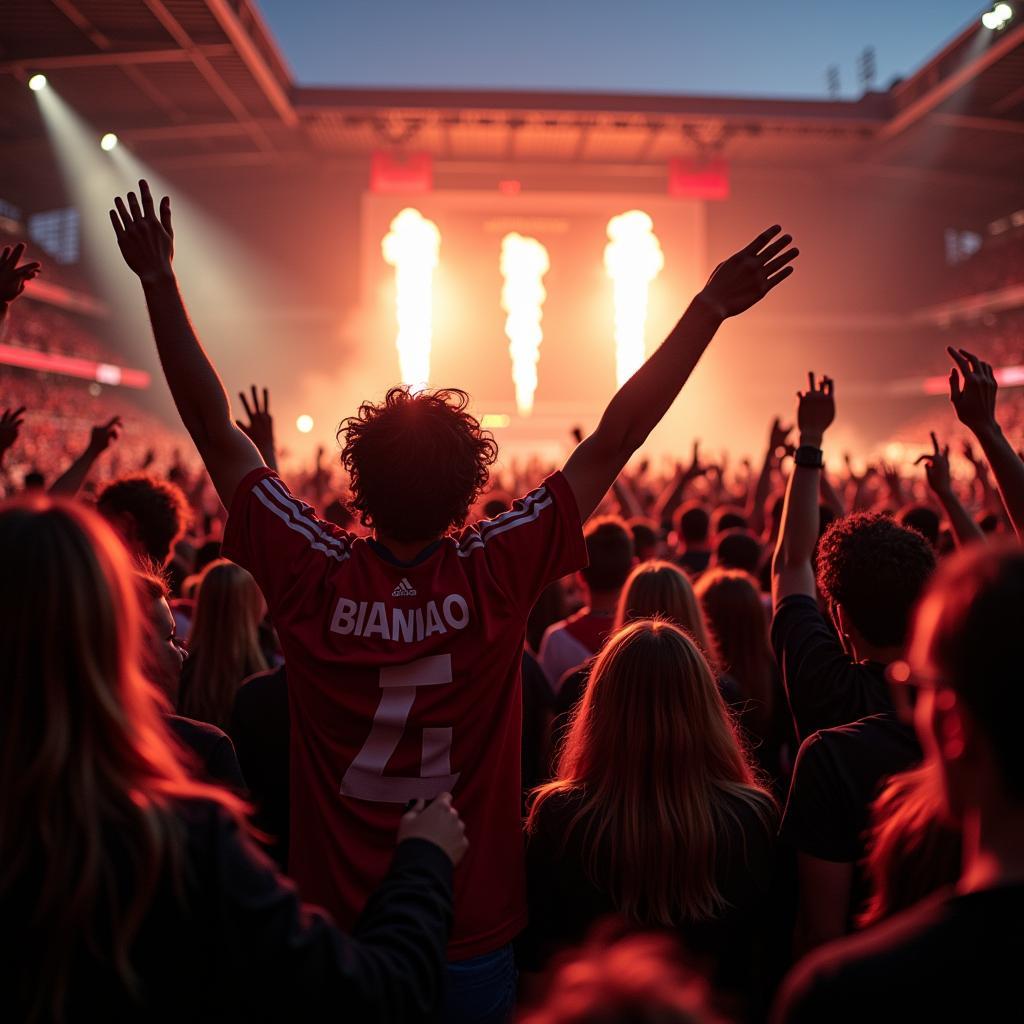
[794, 445, 824, 469]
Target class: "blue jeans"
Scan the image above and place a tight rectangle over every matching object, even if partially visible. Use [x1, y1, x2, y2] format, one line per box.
[442, 943, 517, 1024]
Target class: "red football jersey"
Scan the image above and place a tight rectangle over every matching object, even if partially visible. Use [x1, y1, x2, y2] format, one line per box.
[223, 468, 586, 958]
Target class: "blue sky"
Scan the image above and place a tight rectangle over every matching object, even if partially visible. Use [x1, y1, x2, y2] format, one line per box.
[258, 0, 985, 98]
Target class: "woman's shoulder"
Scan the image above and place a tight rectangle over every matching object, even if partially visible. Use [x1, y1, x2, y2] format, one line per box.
[718, 786, 778, 847]
[528, 785, 587, 839]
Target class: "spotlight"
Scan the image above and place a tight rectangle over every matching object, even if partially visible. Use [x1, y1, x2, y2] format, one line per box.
[100, 133, 119, 151]
[296, 414, 314, 433]
[982, 2, 1013, 28]
[28, 74, 47, 91]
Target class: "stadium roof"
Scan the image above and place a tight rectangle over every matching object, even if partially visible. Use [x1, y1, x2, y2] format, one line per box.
[1, 1, 1022, 195]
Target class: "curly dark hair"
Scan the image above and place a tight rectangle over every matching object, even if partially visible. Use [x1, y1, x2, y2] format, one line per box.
[96, 474, 191, 567]
[338, 386, 498, 542]
[816, 512, 936, 648]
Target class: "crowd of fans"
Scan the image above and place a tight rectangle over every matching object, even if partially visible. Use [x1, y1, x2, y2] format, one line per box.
[2, 180, 1024, 1024]
[942, 223, 1024, 302]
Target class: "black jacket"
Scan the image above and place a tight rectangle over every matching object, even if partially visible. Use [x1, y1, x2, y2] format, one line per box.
[8, 799, 453, 1022]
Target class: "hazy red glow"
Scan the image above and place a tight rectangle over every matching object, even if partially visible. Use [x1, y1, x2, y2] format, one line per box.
[0, 343, 150, 390]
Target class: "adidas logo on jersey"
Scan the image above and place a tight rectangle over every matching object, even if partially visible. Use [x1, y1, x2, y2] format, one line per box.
[391, 578, 417, 598]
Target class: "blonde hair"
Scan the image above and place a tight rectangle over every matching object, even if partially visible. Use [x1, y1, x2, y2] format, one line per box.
[528, 619, 775, 924]
[615, 560, 716, 666]
[178, 559, 267, 729]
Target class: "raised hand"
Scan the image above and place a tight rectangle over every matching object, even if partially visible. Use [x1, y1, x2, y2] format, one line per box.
[236, 385, 277, 471]
[236, 386, 274, 447]
[0, 406, 26, 456]
[700, 225, 798, 319]
[796, 372, 835, 445]
[0, 243, 41, 304]
[948, 347, 997, 436]
[397, 793, 469, 866]
[915, 432, 952, 497]
[681, 440, 709, 482]
[769, 417, 794, 459]
[109, 179, 174, 283]
[89, 416, 122, 453]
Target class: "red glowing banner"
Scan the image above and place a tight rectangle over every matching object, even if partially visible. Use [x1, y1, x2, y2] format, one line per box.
[0, 343, 151, 390]
[668, 157, 729, 201]
[371, 151, 433, 194]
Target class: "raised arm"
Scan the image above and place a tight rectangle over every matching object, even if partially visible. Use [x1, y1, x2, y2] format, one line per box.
[916, 431, 984, 548]
[49, 416, 122, 497]
[109, 180, 263, 507]
[948, 346, 1024, 538]
[0, 243, 41, 336]
[651, 442, 708, 524]
[748, 417, 792, 536]
[562, 226, 798, 520]
[772, 373, 836, 607]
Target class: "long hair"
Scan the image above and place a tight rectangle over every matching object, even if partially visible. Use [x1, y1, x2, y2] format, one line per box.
[615, 560, 716, 666]
[695, 569, 774, 737]
[528, 619, 775, 925]
[0, 496, 245, 1021]
[859, 764, 961, 929]
[179, 559, 267, 729]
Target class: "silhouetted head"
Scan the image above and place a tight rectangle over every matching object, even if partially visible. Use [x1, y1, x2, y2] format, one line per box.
[713, 528, 763, 575]
[580, 516, 635, 596]
[908, 543, 1024, 818]
[674, 502, 709, 547]
[628, 517, 661, 562]
[338, 386, 497, 543]
[899, 504, 940, 548]
[816, 512, 935, 652]
[97, 473, 190, 567]
[616, 560, 714, 661]
[711, 506, 747, 537]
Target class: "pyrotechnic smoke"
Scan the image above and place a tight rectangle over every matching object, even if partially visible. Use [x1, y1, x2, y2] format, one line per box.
[500, 232, 550, 416]
[604, 211, 664, 386]
[382, 208, 441, 391]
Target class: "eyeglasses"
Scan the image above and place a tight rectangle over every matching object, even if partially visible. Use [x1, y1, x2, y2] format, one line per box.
[886, 660, 952, 719]
[169, 633, 189, 659]
[886, 660, 947, 690]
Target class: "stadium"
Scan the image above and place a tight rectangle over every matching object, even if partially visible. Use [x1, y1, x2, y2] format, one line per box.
[2, 1, 1022, 467]
[2, 5, 1024, 1021]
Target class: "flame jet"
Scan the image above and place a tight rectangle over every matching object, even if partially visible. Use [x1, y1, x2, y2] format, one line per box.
[382, 208, 441, 391]
[500, 232, 550, 416]
[604, 211, 664, 386]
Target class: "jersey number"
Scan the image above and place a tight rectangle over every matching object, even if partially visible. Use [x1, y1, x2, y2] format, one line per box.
[340, 654, 460, 803]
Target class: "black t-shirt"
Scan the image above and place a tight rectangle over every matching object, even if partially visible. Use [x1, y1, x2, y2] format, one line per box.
[780, 714, 920, 928]
[771, 595, 893, 740]
[524, 787, 777, 1005]
[781, 714, 920, 864]
[773, 883, 1024, 1023]
[522, 650, 553, 797]
[230, 665, 290, 870]
[5, 799, 453, 1022]
[167, 714, 247, 792]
